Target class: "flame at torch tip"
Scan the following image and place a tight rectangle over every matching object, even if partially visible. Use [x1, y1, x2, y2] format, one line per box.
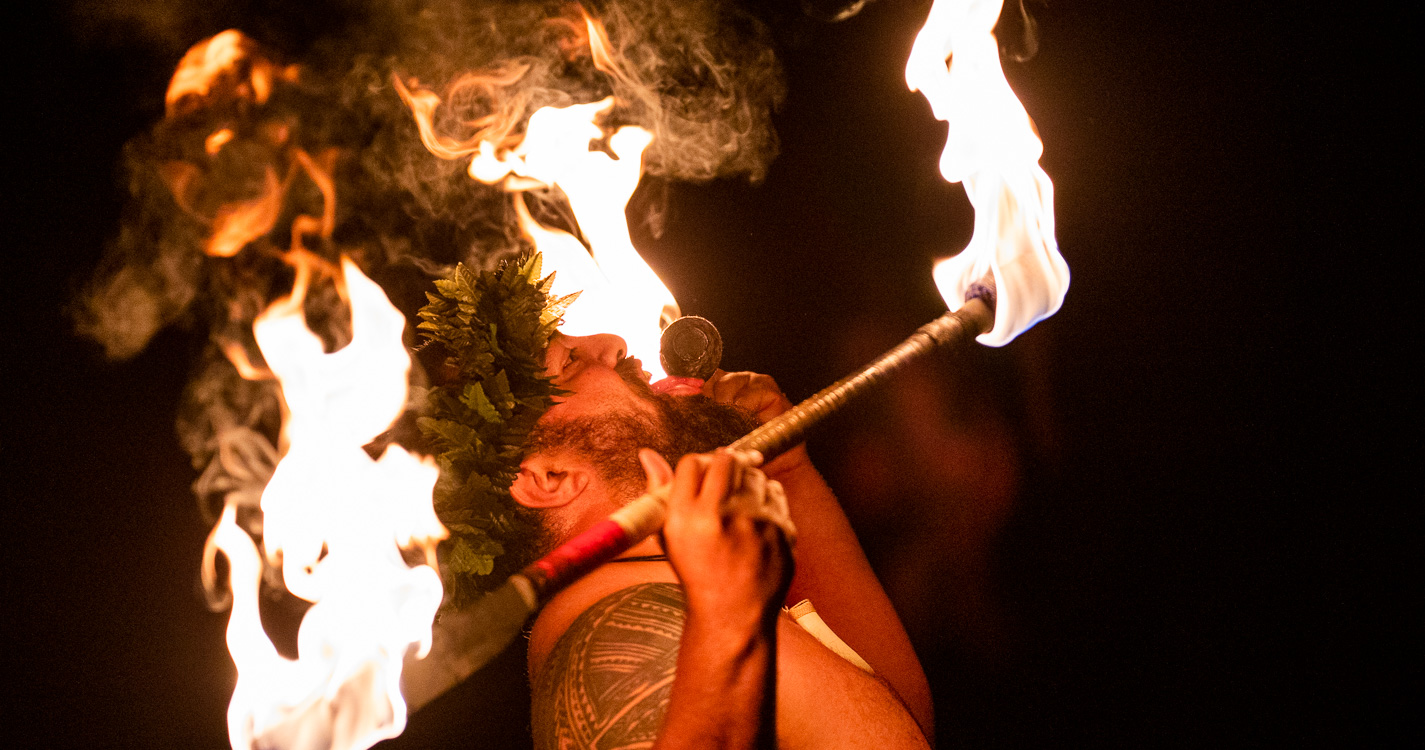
[907, 0, 1069, 345]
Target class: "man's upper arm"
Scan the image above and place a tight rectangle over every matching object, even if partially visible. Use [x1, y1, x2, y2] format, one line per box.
[531, 583, 684, 750]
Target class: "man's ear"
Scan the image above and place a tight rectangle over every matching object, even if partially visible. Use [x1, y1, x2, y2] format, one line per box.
[510, 453, 590, 509]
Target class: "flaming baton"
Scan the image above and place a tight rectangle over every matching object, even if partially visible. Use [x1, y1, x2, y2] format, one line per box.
[152, 0, 1069, 737]
[405, 0, 1069, 708]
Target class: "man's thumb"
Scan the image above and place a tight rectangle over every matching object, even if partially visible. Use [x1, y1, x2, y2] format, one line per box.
[638, 448, 674, 492]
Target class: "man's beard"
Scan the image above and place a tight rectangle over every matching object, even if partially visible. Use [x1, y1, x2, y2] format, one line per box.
[506, 393, 762, 561]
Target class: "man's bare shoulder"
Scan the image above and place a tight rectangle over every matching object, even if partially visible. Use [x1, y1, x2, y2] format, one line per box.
[531, 583, 685, 750]
[530, 582, 930, 750]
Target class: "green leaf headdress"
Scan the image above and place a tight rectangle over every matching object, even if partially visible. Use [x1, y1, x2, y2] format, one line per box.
[413, 252, 573, 608]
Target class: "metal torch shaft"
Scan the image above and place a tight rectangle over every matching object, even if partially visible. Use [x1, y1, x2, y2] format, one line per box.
[729, 296, 995, 459]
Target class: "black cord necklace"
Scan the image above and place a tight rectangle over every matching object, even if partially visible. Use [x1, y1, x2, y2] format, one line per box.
[607, 554, 669, 563]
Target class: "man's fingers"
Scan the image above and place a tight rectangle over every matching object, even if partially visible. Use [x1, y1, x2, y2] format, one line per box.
[638, 449, 674, 494]
[696, 452, 739, 517]
[668, 450, 792, 550]
[711, 371, 750, 406]
[735, 466, 766, 515]
[725, 467, 797, 544]
[671, 453, 714, 519]
[699, 369, 727, 399]
[703, 370, 791, 423]
[705, 452, 796, 546]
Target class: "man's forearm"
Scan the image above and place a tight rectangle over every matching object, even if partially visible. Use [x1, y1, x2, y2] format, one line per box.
[655, 608, 778, 749]
[701, 369, 932, 738]
[770, 456, 935, 742]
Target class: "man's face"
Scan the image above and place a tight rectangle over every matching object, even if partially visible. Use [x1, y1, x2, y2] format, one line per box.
[526, 332, 760, 491]
[506, 331, 760, 562]
[541, 333, 659, 423]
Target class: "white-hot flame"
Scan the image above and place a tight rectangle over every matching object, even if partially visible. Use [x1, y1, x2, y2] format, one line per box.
[398, 11, 679, 378]
[216, 258, 445, 750]
[473, 98, 676, 377]
[906, 0, 1069, 344]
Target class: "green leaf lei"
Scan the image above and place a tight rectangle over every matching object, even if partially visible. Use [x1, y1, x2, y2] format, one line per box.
[413, 252, 574, 608]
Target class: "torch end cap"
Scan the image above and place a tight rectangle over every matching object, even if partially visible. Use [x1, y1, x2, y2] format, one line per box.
[659, 315, 722, 381]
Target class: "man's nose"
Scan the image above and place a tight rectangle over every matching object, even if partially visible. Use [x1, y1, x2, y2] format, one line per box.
[567, 333, 627, 368]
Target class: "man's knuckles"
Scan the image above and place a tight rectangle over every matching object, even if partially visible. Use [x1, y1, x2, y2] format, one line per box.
[674, 453, 709, 474]
[708, 370, 788, 403]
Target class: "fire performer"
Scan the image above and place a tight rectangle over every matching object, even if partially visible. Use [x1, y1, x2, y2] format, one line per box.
[404, 242, 934, 748]
[71, 0, 1059, 742]
[507, 331, 931, 749]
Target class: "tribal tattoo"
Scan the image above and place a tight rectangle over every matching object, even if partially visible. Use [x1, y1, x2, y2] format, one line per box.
[531, 583, 686, 750]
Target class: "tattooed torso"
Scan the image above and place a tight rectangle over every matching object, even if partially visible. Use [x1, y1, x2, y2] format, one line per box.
[531, 583, 686, 750]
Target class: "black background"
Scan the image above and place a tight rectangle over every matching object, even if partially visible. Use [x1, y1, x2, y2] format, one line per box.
[3, 1, 1402, 747]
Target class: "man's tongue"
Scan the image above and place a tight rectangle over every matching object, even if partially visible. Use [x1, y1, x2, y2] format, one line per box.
[650, 376, 703, 396]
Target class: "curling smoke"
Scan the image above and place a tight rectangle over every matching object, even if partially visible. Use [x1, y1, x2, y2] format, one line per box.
[78, 0, 783, 360]
[73, 0, 785, 605]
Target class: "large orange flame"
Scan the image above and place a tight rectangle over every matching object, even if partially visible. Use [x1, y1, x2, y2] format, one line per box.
[906, 0, 1069, 344]
[481, 98, 674, 377]
[398, 8, 679, 378]
[168, 35, 453, 742]
[215, 257, 445, 750]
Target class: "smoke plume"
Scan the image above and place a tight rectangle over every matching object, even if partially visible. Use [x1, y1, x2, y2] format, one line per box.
[72, 0, 785, 560]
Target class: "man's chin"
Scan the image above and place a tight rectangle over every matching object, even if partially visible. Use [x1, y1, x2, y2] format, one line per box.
[652, 393, 761, 458]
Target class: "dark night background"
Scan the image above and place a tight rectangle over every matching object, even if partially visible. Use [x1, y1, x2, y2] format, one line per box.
[3, 1, 1402, 748]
